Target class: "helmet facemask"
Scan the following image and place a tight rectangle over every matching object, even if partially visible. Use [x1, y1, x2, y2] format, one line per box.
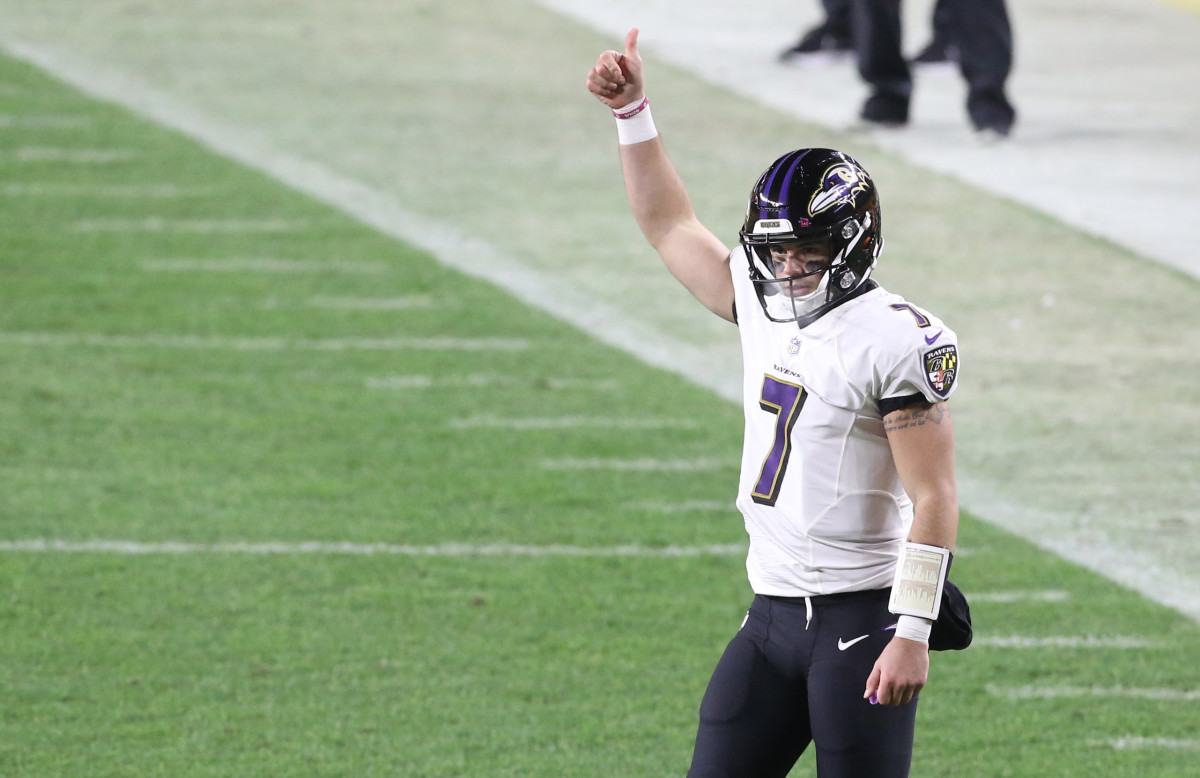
[748, 237, 834, 323]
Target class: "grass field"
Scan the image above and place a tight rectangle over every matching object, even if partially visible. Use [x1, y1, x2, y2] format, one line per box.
[2, 36, 1200, 778]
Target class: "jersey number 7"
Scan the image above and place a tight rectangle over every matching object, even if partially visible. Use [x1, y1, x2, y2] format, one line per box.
[751, 375, 807, 506]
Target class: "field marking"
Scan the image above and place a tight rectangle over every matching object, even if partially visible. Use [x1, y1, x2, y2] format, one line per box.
[0, 113, 90, 128]
[3, 37, 1197, 626]
[9, 146, 136, 162]
[142, 258, 387, 274]
[988, 684, 1200, 701]
[969, 590, 1071, 604]
[75, 217, 305, 233]
[1094, 736, 1200, 751]
[3, 183, 220, 197]
[542, 457, 731, 471]
[450, 415, 698, 430]
[0, 538, 746, 558]
[975, 635, 1161, 649]
[627, 500, 732, 513]
[366, 374, 620, 391]
[308, 295, 434, 310]
[0, 331, 529, 352]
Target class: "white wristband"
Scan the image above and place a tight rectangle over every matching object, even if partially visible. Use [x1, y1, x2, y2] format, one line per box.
[613, 96, 658, 145]
[894, 615, 933, 644]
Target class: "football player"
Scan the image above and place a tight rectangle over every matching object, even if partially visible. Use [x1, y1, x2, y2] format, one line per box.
[586, 29, 968, 778]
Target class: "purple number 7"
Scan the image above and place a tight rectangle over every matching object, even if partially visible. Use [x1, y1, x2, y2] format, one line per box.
[751, 375, 807, 506]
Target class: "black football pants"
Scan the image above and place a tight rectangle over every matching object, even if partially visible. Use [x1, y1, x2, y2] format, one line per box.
[852, 0, 1016, 130]
[686, 590, 917, 778]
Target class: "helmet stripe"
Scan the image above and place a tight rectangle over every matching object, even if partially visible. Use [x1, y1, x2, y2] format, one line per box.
[762, 149, 811, 218]
[775, 150, 809, 205]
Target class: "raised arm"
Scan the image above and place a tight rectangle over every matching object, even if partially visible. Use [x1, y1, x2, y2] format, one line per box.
[585, 29, 735, 322]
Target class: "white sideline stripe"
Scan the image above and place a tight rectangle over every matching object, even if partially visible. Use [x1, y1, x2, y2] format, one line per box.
[142, 258, 387, 274]
[75, 218, 304, 233]
[309, 295, 434, 310]
[0, 332, 528, 352]
[988, 684, 1200, 701]
[1095, 737, 1200, 751]
[6, 38, 1197, 625]
[542, 457, 730, 471]
[975, 635, 1160, 649]
[366, 374, 619, 391]
[3, 183, 219, 197]
[970, 590, 1071, 603]
[0, 539, 746, 558]
[450, 415, 698, 430]
[0, 113, 90, 128]
[9, 146, 136, 162]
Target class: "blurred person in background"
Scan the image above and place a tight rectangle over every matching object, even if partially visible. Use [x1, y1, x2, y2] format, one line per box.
[781, 0, 1015, 137]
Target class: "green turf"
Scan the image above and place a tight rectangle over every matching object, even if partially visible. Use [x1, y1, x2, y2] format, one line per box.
[2, 49, 1199, 778]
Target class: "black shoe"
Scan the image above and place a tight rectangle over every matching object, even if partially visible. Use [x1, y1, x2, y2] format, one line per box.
[911, 38, 958, 65]
[859, 92, 909, 127]
[779, 23, 853, 61]
[968, 94, 1015, 139]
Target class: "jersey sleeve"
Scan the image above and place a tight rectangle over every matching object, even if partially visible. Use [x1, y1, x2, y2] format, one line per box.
[878, 328, 960, 407]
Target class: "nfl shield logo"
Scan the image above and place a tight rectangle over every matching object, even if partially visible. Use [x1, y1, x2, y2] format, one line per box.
[924, 345, 958, 398]
[787, 336, 802, 355]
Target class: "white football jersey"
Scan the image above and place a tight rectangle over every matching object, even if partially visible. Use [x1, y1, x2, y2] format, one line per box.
[729, 253, 960, 597]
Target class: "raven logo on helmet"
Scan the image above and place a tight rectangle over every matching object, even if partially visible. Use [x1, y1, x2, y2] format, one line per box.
[809, 164, 870, 216]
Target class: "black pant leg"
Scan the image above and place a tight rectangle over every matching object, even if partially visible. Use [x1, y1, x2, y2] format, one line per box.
[852, 0, 911, 96]
[808, 592, 918, 778]
[687, 600, 812, 778]
[823, 0, 855, 38]
[951, 0, 1016, 130]
[931, 0, 955, 44]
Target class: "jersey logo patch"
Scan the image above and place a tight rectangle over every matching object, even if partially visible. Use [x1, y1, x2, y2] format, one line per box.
[924, 344, 958, 398]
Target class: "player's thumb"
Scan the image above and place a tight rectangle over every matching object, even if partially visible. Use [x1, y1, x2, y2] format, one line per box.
[863, 667, 881, 700]
[624, 27, 640, 61]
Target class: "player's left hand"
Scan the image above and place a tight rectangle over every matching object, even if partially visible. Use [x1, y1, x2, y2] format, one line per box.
[864, 637, 929, 706]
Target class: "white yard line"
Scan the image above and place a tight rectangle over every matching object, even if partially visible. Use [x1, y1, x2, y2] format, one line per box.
[541, 457, 731, 471]
[969, 590, 1071, 603]
[308, 295, 434, 310]
[449, 415, 698, 430]
[142, 258, 387, 274]
[3, 183, 220, 197]
[9, 146, 135, 162]
[75, 218, 304, 233]
[975, 635, 1161, 649]
[0, 538, 746, 558]
[0, 113, 90, 128]
[1094, 737, 1200, 751]
[0, 332, 528, 352]
[989, 684, 1200, 701]
[627, 500, 732, 513]
[366, 375, 620, 391]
